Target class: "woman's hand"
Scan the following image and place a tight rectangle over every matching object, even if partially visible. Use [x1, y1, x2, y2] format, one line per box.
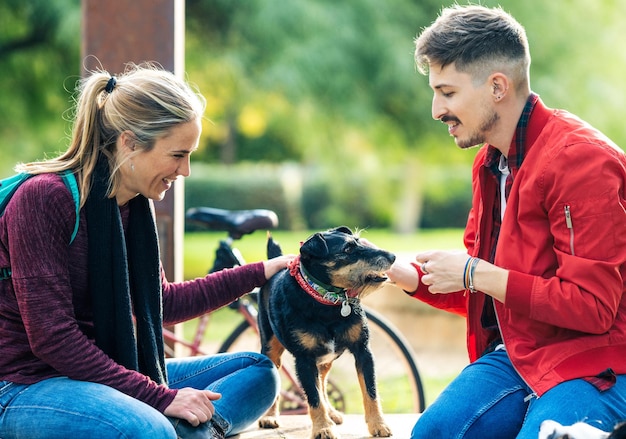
[164, 387, 222, 426]
[263, 254, 296, 280]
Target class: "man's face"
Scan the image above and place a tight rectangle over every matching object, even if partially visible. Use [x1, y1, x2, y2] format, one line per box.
[428, 63, 499, 149]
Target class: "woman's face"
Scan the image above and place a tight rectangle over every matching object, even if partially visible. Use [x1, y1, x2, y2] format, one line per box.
[116, 118, 201, 205]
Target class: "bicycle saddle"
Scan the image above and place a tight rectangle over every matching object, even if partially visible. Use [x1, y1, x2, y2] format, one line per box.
[186, 207, 278, 238]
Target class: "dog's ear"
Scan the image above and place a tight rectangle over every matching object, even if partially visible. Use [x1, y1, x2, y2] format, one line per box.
[267, 232, 283, 259]
[330, 226, 353, 235]
[301, 233, 329, 258]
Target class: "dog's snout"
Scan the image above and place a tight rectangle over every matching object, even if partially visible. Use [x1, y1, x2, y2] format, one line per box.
[374, 249, 395, 266]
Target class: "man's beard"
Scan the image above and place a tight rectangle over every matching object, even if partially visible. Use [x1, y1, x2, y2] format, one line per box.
[457, 109, 500, 149]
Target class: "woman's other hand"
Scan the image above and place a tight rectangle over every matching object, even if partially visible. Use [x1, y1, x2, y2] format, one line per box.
[263, 254, 296, 280]
[164, 387, 222, 426]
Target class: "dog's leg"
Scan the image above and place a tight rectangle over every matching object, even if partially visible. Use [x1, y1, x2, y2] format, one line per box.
[296, 359, 339, 439]
[357, 372, 392, 437]
[258, 336, 285, 429]
[355, 348, 392, 437]
[319, 362, 343, 425]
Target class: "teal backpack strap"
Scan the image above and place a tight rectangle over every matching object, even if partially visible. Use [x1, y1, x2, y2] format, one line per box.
[0, 173, 33, 280]
[0, 173, 32, 280]
[0, 171, 80, 281]
[0, 170, 80, 244]
[0, 173, 34, 215]
[59, 170, 80, 244]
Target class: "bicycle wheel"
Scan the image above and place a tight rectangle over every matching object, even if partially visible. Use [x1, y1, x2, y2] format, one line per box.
[219, 319, 338, 414]
[218, 307, 425, 414]
[363, 308, 425, 413]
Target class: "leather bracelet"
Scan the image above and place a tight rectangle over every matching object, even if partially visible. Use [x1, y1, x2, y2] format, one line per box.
[463, 257, 472, 290]
[467, 257, 480, 294]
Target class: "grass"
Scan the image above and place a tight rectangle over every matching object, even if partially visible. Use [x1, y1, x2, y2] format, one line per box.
[182, 228, 466, 411]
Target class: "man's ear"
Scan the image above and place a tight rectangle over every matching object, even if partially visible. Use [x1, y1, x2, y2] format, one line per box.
[489, 73, 510, 102]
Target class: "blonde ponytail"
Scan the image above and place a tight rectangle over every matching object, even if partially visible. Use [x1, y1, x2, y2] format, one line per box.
[16, 62, 206, 207]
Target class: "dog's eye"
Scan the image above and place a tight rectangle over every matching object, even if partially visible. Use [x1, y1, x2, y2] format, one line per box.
[344, 242, 357, 254]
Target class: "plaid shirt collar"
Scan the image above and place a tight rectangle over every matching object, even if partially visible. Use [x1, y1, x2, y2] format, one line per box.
[484, 92, 540, 179]
[479, 92, 540, 338]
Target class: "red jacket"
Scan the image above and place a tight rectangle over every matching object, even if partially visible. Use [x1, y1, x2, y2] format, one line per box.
[411, 98, 626, 396]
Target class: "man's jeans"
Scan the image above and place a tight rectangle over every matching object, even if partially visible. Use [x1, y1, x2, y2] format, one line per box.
[411, 349, 626, 439]
[0, 352, 279, 438]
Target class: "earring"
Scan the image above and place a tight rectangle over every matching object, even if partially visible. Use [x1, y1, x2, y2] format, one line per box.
[130, 163, 135, 171]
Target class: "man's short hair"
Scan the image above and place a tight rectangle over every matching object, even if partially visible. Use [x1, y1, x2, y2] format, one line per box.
[414, 5, 530, 87]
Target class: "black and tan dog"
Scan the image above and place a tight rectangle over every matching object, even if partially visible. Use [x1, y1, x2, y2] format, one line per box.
[257, 226, 396, 439]
[539, 420, 626, 439]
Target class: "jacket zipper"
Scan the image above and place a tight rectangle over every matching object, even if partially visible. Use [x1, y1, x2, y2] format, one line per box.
[492, 301, 538, 402]
[564, 205, 575, 255]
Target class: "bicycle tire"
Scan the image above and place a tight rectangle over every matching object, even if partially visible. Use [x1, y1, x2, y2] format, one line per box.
[218, 319, 254, 354]
[218, 307, 425, 414]
[219, 319, 335, 414]
[362, 308, 425, 413]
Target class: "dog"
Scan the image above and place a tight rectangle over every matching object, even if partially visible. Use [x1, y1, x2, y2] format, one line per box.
[539, 420, 626, 439]
[257, 226, 396, 439]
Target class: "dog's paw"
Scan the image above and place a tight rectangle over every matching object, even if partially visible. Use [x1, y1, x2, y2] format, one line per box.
[258, 415, 280, 429]
[312, 425, 339, 439]
[328, 408, 343, 425]
[368, 422, 392, 437]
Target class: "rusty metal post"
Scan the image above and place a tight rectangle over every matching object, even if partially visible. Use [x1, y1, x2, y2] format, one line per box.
[81, 0, 185, 282]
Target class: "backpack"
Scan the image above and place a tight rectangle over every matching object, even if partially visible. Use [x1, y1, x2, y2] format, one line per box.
[0, 170, 80, 280]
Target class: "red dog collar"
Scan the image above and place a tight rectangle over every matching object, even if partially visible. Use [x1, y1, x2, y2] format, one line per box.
[287, 256, 357, 316]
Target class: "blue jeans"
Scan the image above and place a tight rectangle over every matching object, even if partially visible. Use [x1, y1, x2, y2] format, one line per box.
[0, 352, 279, 438]
[412, 349, 626, 439]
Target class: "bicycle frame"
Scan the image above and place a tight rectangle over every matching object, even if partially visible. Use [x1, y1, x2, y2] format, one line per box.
[162, 290, 312, 413]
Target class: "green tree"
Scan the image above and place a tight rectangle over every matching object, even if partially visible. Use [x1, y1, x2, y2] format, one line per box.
[2, 0, 626, 229]
[185, 0, 450, 163]
[0, 0, 81, 176]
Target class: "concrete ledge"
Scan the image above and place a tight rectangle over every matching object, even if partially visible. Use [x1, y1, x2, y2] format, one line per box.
[234, 414, 417, 439]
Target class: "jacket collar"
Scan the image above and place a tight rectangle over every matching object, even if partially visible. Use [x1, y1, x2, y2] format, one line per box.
[484, 93, 552, 172]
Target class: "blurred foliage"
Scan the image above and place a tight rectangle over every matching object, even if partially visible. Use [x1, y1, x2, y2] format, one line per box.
[183, 0, 455, 178]
[0, 0, 81, 175]
[184, 162, 397, 231]
[1, 0, 625, 229]
[183, 162, 471, 230]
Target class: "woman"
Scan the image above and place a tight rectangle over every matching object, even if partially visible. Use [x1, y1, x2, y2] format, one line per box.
[0, 63, 292, 438]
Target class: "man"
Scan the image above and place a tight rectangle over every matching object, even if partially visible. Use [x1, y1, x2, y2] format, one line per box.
[386, 5, 626, 438]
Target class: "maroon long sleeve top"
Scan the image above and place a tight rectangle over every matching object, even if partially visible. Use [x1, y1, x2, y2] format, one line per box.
[0, 174, 267, 412]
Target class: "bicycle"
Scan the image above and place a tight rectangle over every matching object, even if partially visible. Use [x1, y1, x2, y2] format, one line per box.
[163, 206, 426, 415]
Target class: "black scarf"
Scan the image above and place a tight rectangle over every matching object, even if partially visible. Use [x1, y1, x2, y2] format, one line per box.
[86, 155, 166, 384]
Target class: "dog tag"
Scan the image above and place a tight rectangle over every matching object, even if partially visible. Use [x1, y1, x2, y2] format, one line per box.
[341, 301, 352, 317]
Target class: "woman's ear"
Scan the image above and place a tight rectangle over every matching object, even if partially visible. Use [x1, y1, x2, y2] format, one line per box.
[118, 130, 137, 153]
